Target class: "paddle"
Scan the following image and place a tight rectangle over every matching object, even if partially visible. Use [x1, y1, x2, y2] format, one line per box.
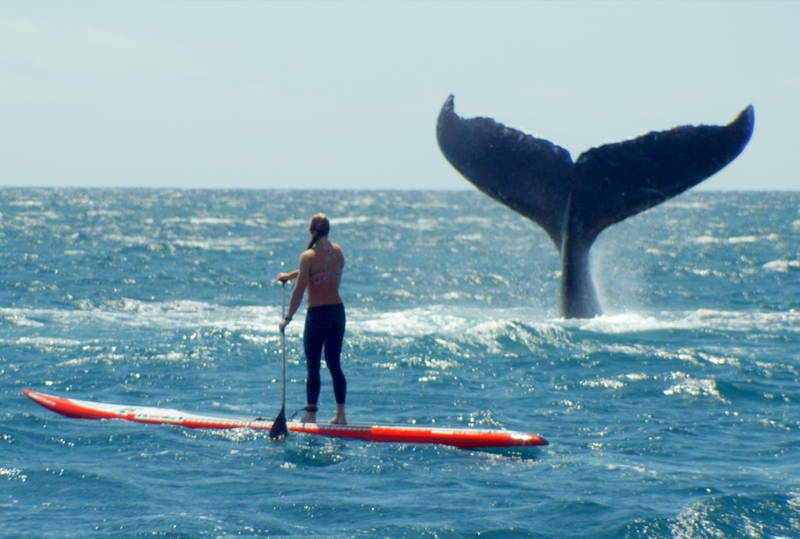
[269, 281, 289, 440]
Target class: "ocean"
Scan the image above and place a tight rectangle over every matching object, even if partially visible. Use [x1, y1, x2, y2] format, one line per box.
[2, 188, 799, 538]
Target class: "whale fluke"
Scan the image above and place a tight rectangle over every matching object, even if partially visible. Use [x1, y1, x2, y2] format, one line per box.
[436, 95, 754, 318]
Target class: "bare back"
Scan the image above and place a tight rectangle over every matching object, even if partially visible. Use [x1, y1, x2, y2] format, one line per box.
[301, 240, 344, 308]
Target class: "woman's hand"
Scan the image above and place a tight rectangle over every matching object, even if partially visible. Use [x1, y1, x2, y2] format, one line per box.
[278, 317, 291, 333]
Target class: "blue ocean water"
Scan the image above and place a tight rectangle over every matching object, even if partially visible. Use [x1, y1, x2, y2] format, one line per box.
[2, 188, 799, 538]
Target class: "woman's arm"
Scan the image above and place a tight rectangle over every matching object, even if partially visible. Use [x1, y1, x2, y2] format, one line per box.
[275, 269, 299, 283]
[279, 253, 311, 332]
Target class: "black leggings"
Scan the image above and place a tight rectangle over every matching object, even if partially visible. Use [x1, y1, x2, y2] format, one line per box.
[304, 303, 346, 405]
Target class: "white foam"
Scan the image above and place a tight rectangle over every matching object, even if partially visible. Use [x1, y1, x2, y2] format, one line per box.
[663, 200, 711, 210]
[763, 259, 800, 272]
[291, 214, 446, 232]
[8, 200, 43, 208]
[328, 215, 373, 226]
[606, 463, 657, 477]
[683, 308, 800, 333]
[692, 233, 779, 245]
[187, 217, 237, 226]
[86, 209, 122, 217]
[280, 218, 308, 228]
[663, 372, 725, 401]
[372, 355, 461, 372]
[201, 428, 259, 442]
[3, 299, 279, 335]
[7, 301, 798, 354]
[574, 309, 800, 335]
[343, 195, 378, 208]
[687, 268, 726, 277]
[622, 373, 650, 382]
[697, 352, 740, 367]
[580, 378, 625, 390]
[455, 233, 483, 242]
[0, 308, 44, 327]
[105, 234, 159, 248]
[693, 235, 718, 245]
[15, 336, 82, 347]
[644, 247, 669, 256]
[0, 468, 27, 482]
[577, 313, 673, 333]
[724, 234, 754, 244]
[172, 237, 259, 252]
[351, 305, 558, 341]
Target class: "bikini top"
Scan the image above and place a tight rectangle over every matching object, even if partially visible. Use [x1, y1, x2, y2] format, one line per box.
[309, 244, 344, 284]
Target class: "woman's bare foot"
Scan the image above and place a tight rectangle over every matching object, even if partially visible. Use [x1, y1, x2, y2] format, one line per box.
[329, 404, 347, 425]
[301, 405, 318, 423]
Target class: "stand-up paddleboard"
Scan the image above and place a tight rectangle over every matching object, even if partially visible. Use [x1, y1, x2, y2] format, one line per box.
[23, 390, 547, 449]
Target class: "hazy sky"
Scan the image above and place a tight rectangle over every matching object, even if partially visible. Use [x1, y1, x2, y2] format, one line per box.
[1, 1, 797, 190]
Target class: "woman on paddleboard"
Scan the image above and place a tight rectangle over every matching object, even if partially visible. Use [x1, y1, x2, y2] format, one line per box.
[276, 213, 347, 425]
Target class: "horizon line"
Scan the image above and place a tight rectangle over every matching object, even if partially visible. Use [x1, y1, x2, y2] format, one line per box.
[1, 185, 795, 193]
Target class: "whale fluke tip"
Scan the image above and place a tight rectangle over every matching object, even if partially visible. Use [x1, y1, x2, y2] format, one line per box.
[737, 105, 755, 135]
[442, 94, 455, 114]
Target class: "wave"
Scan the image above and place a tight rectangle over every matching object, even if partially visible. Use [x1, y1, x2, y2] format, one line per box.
[12, 336, 83, 347]
[663, 200, 713, 210]
[763, 259, 800, 272]
[160, 216, 267, 228]
[662, 372, 725, 401]
[102, 233, 262, 252]
[692, 233, 780, 245]
[7, 199, 44, 207]
[5, 302, 799, 339]
[171, 237, 260, 252]
[574, 309, 800, 335]
[0, 309, 45, 327]
[623, 492, 800, 538]
[286, 214, 510, 233]
[2, 300, 277, 337]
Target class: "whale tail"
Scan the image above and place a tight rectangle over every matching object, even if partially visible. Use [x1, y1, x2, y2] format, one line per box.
[436, 95, 754, 318]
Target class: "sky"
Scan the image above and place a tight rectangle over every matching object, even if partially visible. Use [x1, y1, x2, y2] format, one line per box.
[1, 1, 797, 190]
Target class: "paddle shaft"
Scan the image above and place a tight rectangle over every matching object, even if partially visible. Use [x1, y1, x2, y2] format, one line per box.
[269, 281, 289, 440]
[280, 281, 286, 412]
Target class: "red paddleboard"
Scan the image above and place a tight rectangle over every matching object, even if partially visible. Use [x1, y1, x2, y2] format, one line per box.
[23, 390, 547, 449]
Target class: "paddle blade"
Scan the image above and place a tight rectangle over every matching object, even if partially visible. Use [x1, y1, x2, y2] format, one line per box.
[269, 408, 288, 440]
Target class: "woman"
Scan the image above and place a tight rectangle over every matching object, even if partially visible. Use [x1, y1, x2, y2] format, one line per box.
[276, 213, 347, 424]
